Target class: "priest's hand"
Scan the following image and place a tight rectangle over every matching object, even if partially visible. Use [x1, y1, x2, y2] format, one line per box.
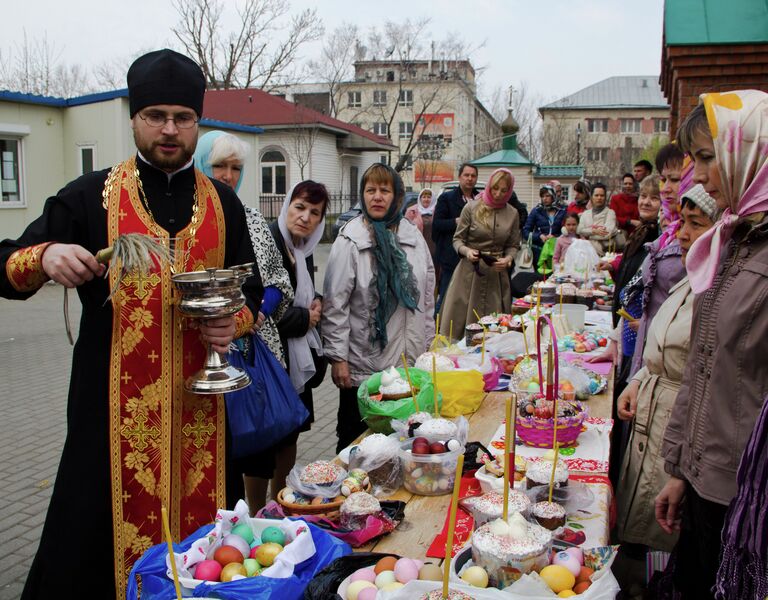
[199, 316, 236, 354]
[42, 243, 106, 288]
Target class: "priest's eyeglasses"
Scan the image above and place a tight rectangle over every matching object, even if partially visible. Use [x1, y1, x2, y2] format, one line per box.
[138, 110, 199, 129]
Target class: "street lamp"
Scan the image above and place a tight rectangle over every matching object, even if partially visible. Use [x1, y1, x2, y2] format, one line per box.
[576, 123, 582, 165]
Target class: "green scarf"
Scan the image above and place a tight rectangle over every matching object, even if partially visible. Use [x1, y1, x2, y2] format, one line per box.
[360, 166, 420, 349]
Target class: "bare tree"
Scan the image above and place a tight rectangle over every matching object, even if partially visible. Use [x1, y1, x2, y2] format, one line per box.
[306, 23, 361, 118]
[0, 32, 94, 97]
[172, 0, 323, 90]
[280, 107, 320, 179]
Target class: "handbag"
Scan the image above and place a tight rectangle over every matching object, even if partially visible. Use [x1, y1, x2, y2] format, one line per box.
[512, 233, 534, 276]
[225, 334, 310, 458]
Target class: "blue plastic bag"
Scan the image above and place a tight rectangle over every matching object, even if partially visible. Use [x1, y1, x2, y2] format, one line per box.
[127, 521, 351, 600]
[226, 334, 309, 458]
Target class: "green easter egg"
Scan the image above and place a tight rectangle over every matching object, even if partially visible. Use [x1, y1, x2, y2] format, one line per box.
[260, 526, 286, 546]
[231, 523, 255, 545]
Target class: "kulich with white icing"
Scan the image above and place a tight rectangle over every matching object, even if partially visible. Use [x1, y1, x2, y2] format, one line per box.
[415, 352, 455, 372]
[526, 459, 569, 488]
[300, 461, 344, 485]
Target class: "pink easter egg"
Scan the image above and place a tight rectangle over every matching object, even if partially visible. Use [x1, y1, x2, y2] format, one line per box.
[552, 550, 581, 577]
[194, 559, 222, 582]
[357, 588, 378, 600]
[393, 557, 419, 584]
[350, 567, 376, 583]
[565, 546, 583, 565]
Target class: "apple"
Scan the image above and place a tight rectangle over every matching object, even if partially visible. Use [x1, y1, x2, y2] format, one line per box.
[413, 437, 429, 446]
[429, 442, 446, 454]
[412, 443, 430, 455]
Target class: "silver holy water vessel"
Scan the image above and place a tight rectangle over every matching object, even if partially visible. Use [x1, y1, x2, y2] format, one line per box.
[172, 264, 254, 394]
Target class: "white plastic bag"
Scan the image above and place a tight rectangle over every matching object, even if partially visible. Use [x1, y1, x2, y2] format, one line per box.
[563, 239, 600, 278]
[348, 433, 403, 496]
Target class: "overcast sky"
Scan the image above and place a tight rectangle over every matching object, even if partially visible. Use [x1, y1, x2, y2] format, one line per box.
[5, 0, 666, 107]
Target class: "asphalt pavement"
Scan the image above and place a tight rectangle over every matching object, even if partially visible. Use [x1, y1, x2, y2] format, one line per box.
[0, 243, 338, 599]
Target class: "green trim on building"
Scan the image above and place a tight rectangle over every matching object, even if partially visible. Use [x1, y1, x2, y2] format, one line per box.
[665, 0, 768, 45]
[535, 165, 585, 178]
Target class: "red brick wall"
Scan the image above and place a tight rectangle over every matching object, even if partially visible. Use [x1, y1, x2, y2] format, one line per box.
[660, 42, 768, 134]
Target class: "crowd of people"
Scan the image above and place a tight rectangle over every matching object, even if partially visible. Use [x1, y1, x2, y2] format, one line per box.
[0, 47, 765, 600]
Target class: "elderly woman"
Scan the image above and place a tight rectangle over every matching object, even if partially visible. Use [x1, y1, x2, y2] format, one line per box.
[194, 131, 293, 364]
[195, 132, 300, 512]
[417, 188, 437, 261]
[323, 164, 435, 452]
[439, 168, 520, 335]
[577, 182, 619, 255]
[253, 181, 331, 509]
[616, 185, 718, 559]
[655, 90, 768, 600]
[523, 184, 566, 268]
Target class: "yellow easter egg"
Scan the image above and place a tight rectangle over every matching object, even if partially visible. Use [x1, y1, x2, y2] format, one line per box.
[346, 580, 376, 600]
[558, 591, 577, 598]
[380, 581, 404, 591]
[540, 565, 576, 594]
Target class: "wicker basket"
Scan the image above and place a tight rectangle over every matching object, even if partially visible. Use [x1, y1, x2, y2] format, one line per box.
[516, 401, 587, 448]
[276, 483, 371, 518]
[515, 315, 587, 448]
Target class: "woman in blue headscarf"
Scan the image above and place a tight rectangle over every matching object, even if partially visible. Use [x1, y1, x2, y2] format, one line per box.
[322, 164, 436, 452]
[194, 130, 295, 513]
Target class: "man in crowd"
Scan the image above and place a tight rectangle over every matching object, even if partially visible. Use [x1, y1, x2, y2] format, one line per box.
[0, 49, 263, 599]
[611, 172, 641, 237]
[633, 159, 653, 182]
[432, 162, 479, 315]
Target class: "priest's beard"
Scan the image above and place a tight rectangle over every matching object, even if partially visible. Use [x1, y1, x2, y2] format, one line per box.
[133, 130, 195, 172]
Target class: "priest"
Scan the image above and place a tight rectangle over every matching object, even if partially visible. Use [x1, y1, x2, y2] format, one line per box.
[0, 49, 263, 599]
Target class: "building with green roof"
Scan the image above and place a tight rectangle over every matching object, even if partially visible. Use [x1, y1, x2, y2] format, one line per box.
[661, 0, 768, 132]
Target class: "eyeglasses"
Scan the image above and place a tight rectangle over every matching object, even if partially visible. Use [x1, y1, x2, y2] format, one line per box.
[138, 111, 198, 129]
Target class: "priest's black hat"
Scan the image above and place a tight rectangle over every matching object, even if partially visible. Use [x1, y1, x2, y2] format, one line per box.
[127, 49, 206, 117]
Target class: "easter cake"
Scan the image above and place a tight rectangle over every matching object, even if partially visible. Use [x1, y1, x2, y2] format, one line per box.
[378, 366, 414, 400]
[531, 500, 567, 530]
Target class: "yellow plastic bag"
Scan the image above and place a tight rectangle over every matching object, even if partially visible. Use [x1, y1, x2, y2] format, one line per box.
[434, 369, 485, 417]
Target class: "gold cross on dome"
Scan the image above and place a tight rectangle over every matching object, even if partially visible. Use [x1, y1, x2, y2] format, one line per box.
[121, 412, 160, 452]
[122, 270, 161, 300]
[182, 410, 216, 449]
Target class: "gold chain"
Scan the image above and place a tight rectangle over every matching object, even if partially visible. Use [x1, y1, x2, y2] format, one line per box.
[134, 167, 200, 239]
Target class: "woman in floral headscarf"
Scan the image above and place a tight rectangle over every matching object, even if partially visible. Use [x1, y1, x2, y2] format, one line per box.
[439, 168, 520, 336]
[655, 90, 768, 600]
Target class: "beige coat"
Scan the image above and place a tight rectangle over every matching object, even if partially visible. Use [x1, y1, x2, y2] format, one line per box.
[577, 207, 618, 255]
[617, 277, 693, 551]
[438, 200, 520, 336]
[321, 215, 435, 387]
[663, 215, 768, 505]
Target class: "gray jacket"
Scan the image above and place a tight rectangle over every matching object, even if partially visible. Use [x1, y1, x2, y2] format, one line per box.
[322, 215, 436, 387]
[662, 215, 768, 505]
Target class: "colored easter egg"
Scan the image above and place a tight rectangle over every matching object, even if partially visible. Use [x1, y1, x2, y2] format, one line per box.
[350, 567, 376, 583]
[222, 534, 250, 558]
[419, 563, 443, 581]
[194, 559, 222, 582]
[558, 591, 576, 598]
[213, 545, 244, 567]
[220, 562, 247, 582]
[553, 551, 581, 577]
[374, 570, 397, 588]
[356, 588, 378, 600]
[260, 526, 286, 546]
[255, 542, 283, 567]
[249, 536, 262, 548]
[565, 547, 583, 566]
[381, 581, 404, 591]
[461, 565, 489, 588]
[243, 558, 262, 577]
[374, 556, 397, 574]
[540, 565, 576, 593]
[574, 580, 592, 593]
[393, 558, 419, 584]
[576, 566, 594, 583]
[231, 523, 254, 545]
[346, 580, 376, 600]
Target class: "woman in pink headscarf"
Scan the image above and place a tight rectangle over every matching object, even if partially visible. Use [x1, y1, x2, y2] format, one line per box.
[438, 168, 521, 336]
[655, 90, 768, 600]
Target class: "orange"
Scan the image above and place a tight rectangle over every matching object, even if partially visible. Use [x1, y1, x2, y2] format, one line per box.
[576, 566, 594, 583]
[573, 580, 591, 594]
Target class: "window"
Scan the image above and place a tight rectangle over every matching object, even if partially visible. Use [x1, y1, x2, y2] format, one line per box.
[380, 154, 388, 165]
[260, 149, 286, 195]
[398, 90, 413, 107]
[654, 118, 669, 133]
[398, 121, 413, 139]
[373, 122, 389, 136]
[386, 71, 395, 82]
[620, 118, 642, 134]
[1, 138, 23, 205]
[79, 145, 96, 175]
[587, 148, 608, 162]
[347, 91, 361, 108]
[587, 119, 608, 133]
[373, 90, 387, 106]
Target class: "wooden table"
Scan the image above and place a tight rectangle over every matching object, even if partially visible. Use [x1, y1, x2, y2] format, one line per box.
[350, 373, 614, 557]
